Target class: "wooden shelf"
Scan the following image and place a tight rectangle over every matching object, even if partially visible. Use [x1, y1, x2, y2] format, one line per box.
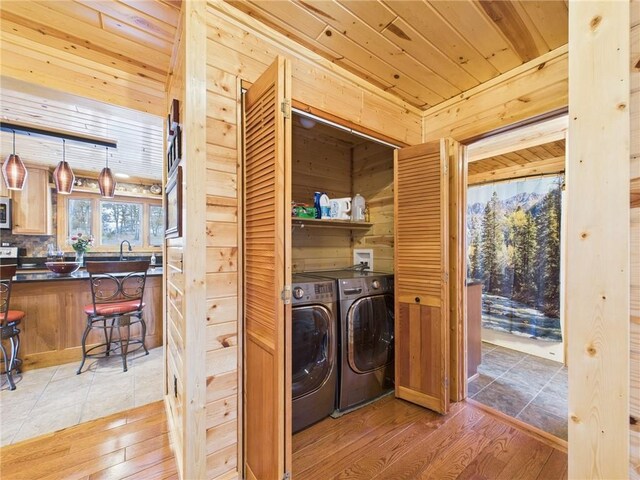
[292, 218, 372, 230]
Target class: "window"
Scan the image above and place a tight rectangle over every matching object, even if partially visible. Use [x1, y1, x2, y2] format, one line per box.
[59, 192, 162, 251]
[68, 199, 92, 237]
[149, 205, 164, 247]
[101, 201, 143, 246]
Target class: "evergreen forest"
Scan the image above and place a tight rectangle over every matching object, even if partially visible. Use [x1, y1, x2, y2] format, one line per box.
[467, 176, 563, 318]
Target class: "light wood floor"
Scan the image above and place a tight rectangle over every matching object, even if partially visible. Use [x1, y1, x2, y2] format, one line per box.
[293, 395, 568, 480]
[0, 401, 177, 480]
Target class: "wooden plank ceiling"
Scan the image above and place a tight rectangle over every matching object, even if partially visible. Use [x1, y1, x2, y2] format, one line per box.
[1, 78, 164, 181]
[0, 0, 181, 116]
[468, 139, 565, 185]
[227, 0, 568, 109]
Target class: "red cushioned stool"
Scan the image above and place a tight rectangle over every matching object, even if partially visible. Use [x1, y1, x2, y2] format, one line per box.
[77, 260, 150, 374]
[1, 265, 24, 391]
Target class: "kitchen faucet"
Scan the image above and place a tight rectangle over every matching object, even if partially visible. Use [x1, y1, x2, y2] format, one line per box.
[119, 240, 132, 261]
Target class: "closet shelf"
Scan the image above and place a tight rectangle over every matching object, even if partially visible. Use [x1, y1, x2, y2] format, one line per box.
[292, 218, 372, 230]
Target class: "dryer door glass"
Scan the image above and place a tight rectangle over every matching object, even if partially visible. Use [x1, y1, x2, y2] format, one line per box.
[347, 294, 394, 373]
[292, 305, 333, 399]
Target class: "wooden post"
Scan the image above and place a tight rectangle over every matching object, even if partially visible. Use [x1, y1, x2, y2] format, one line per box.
[567, 1, 629, 478]
[183, 0, 208, 478]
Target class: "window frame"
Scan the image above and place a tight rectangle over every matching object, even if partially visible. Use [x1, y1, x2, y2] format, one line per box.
[57, 191, 163, 253]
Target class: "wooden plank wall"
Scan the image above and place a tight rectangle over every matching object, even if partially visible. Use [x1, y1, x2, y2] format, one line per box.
[567, 2, 630, 477]
[629, 0, 640, 477]
[352, 142, 395, 273]
[164, 3, 209, 479]
[164, 23, 186, 479]
[292, 125, 352, 272]
[422, 45, 568, 143]
[203, 3, 421, 478]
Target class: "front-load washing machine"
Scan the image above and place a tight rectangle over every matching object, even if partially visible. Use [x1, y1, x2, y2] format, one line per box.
[308, 270, 394, 412]
[291, 274, 338, 432]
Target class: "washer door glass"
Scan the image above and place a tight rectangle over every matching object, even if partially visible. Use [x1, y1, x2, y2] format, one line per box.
[347, 294, 394, 374]
[292, 305, 333, 399]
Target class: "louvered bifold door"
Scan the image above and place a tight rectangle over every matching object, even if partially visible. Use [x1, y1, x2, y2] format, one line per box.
[394, 139, 452, 414]
[243, 56, 292, 480]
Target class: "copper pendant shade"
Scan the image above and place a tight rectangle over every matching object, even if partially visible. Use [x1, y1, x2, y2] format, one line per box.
[53, 139, 75, 195]
[98, 147, 116, 198]
[2, 131, 28, 190]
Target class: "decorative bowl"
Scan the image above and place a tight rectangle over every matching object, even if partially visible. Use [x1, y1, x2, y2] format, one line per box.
[45, 262, 81, 275]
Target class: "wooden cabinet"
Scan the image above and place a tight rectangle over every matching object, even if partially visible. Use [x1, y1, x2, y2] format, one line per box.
[0, 176, 9, 197]
[12, 166, 52, 235]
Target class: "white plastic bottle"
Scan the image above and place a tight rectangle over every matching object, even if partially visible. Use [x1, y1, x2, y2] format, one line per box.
[150, 252, 157, 267]
[353, 194, 366, 222]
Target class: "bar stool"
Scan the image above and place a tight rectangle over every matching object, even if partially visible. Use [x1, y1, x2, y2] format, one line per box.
[77, 260, 150, 374]
[0, 265, 24, 391]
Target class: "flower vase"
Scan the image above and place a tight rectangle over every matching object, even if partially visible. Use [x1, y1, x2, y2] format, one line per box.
[75, 251, 85, 266]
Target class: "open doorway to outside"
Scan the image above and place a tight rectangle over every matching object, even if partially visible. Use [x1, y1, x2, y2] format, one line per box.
[464, 117, 568, 441]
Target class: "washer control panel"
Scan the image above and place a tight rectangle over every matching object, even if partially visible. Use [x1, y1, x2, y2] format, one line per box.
[291, 277, 336, 304]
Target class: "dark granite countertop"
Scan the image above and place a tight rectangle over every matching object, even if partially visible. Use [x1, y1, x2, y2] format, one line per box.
[15, 255, 163, 270]
[13, 267, 163, 283]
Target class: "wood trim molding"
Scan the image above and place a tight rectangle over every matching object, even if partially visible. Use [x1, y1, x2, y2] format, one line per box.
[466, 115, 568, 162]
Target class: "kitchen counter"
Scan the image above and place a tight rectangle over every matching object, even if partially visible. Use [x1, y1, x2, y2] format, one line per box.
[9, 269, 163, 371]
[14, 267, 163, 283]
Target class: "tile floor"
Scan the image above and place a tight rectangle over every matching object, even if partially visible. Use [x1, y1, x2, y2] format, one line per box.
[468, 342, 568, 440]
[0, 346, 164, 446]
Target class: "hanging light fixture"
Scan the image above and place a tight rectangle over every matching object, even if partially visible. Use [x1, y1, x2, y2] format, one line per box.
[53, 139, 75, 195]
[2, 130, 28, 190]
[98, 147, 116, 198]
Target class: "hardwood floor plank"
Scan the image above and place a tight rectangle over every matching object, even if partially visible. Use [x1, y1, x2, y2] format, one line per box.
[88, 444, 174, 479]
[0, 402, 176, 480]
[292, 398, 567, 480]
[416, 416, 509, 479]
[125, 432, 172, 460]
[330, 403, 465, 480]
[120, 456, 178, 480]
[298, 400, 427, 479]
[495, 431, 554, 480]
[369, 404, 486, 480]
[292, 393, 394, 452]
[536, 448, 568, 480]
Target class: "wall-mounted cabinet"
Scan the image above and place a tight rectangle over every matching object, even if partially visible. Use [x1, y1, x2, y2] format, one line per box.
[12, 166, 52, 235]
[291, 115, 394, 273]
[0, 177, 9, 198]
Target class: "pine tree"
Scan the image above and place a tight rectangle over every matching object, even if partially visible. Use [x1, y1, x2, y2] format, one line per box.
[480, 191, 503, 293]
[534, 180, 562, 315]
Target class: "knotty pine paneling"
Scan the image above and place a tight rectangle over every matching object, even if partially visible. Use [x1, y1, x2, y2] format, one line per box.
[352, 142, 395, 273]
[164, 10, 186, 476]
[630, 9, 639, 477]
[422, 46, 568, 143]
[292, 123, 353, 272]
[205, 55, 241, 477]
[206, 3, 422, 146]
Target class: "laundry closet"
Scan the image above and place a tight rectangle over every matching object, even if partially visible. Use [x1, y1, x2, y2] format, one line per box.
[290, 112, 395, 273]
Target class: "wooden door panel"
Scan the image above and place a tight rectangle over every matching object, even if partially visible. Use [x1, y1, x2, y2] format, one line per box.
[244, 56, 291, 480]
[394, 139, 454, 414]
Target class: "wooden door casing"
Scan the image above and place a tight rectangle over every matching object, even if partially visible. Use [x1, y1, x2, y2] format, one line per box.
[243, 56, 292, 480]
[394, 139, 452, 414]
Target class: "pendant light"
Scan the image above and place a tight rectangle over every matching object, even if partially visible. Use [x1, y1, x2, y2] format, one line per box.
[98, 147, 116, 198]
[2, 130, 28, 190]
[53, 139, 75, 195]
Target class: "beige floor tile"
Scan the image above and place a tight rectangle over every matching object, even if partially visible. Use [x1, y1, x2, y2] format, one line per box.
[13, 403, 83, 443]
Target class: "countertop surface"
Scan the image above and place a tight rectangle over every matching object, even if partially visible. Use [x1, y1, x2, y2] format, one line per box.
[13, 267, 163, 283]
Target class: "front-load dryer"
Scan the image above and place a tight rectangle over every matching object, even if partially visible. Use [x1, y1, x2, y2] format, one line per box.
[308, 270, 394, 412]
[291, 274, 338, 432]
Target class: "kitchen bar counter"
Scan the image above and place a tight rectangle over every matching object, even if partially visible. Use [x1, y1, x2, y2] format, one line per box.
[13, 267, 163, 283]
[10, 269, 163, 371]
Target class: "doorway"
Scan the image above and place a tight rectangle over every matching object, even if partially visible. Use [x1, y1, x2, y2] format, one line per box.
[464, 117, 568, 441]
